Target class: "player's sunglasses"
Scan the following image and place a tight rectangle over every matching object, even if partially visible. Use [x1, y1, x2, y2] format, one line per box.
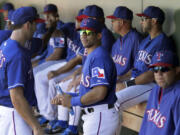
[152, 66, 170, 73]
[79, 30, 95, 36]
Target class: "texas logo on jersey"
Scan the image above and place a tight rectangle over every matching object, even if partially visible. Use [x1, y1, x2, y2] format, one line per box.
[112, 54, 127, 66]
[0, 50, 5, 68]
[146, 108, 166, 128]
[92, 67, 105, 79]
[137, 50, 152, 65]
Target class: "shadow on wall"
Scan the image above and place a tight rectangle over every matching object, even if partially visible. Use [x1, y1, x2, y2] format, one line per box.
[171, 9, 180, 61]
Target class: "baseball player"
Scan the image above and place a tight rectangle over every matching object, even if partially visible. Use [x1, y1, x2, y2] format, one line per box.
[139, 50, 180, 135]
[52, 18, 119, 135]
[115, 6, 174, 113]
[32, 3, 65, 70]
[0, 2, 14, 30]
[0, 7, 44, 135]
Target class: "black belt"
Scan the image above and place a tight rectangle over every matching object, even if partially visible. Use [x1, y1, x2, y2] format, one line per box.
[82, 104, 114, 115]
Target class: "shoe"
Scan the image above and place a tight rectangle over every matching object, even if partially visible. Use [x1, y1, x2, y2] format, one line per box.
[45, 120, 66, 134]
[60, 128, 78, 135]
[38, 116, 49, 127]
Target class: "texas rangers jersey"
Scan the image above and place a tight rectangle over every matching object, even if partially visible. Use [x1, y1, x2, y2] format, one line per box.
[0, 39, 37, 107]
[131, 33, 173, 78]
[60, 22, 84, 61]
[111, 29, 142, 75]
[79, 46, 117, 107]
[139, 80, 180, 135]
[33, 22, 47, 38]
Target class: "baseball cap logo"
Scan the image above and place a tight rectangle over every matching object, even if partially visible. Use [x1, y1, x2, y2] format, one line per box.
[82, 19, 90, 26]
[156, 52, 163, 61]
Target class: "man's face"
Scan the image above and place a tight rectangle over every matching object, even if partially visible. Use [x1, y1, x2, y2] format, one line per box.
[111, 19, 122, 33]
[153, 66, 176, 88]
[80, 29, 99, 48]
[43, 13, 57, 28]
[140, 17, 152, 33]
[3, 10, 8, 18]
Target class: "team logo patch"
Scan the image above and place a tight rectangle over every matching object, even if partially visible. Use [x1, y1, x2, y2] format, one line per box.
[156, 52, 164, 61]
[92, 67, 105, 79]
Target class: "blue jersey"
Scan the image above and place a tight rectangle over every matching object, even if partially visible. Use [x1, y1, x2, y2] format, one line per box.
[0, 30, 12, 45]
[0, 39, 37, 107]
[101, 25, 116, 52]
[132, 33, 173, 78]
[111, 29, 142, 75]
[60, 22, 84, 61]
[79, 46, 117, 107]
[139, 80, 180, 135]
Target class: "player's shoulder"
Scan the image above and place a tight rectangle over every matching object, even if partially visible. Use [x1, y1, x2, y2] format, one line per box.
[1, 39, 25, 59]
[172, 80, 180, 96]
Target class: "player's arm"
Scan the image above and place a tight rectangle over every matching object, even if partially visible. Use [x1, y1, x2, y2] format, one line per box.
[117, 70, 132, 82]
[135, 70, 154, 85]
[48, 55, 82, 79]
[10, 87, 43, 135]
[45, 47, 64, 61]
[80, 85, 107, 105]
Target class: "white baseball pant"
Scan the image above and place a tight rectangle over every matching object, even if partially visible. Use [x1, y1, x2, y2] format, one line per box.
[0, 106, 33, 135]
[115, 82, 156, 110]
[82, 105, 120, 135]
[57, 79, 81, 126]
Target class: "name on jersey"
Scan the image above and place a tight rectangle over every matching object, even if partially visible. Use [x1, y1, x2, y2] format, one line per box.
[112, 55, 127, 66]
[0, 50, 5, 68]
[80, 74, 90, 87]
[146, 108, 166, 128]
[68, 39, 80, 54]
[92, 67, 105, 79]
[137, 50, 152, 65]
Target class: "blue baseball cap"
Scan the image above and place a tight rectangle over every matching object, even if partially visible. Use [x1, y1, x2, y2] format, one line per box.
[149, 51, 179, 68]
[136, 6, 165, 24]
[0, 2, 14, 12]
[78, 5, 104, 19]
[11, 7, 45, 25]
[43, 4, 58, 14]
[107, 6, 133, 20]
[80, 18, 103, 33]
[76, 9, 84, 21]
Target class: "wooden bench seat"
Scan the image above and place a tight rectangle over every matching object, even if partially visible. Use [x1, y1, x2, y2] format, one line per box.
[122, 102, 147, 132]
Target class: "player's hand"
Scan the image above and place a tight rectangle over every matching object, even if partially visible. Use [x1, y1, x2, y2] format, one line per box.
[116, 82, 126, 92]
[48, 71, 58, 80]
[51, 94, 62, 105]
[33, 126, 44, 135]
[52, 94, 72, 108]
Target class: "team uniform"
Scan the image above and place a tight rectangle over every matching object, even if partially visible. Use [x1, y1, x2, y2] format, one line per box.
[0, 39, 37, 135]
[71, 46, 119, 135]
[111, 28, 142, 76]
[115, 33, 173, 110]
[139, 80, 180, 135]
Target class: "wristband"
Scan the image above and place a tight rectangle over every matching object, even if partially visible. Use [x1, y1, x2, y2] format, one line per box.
[124, 79, 136, 87]
[71, 96, 83, 106]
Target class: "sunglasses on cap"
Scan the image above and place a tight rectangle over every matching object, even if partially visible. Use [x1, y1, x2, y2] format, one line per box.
[79, 30, 95, 36]
[153, 66, 170, 73]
